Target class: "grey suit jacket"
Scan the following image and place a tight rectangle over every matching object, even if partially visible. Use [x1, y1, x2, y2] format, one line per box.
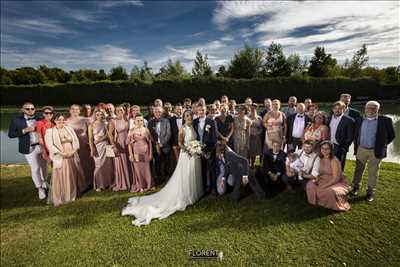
[148, 117, 172, 153]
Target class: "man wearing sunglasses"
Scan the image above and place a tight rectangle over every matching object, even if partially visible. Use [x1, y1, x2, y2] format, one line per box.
[8, 102, 48, 200]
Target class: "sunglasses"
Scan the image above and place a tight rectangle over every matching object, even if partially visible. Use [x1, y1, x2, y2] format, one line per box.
[25, 108, 35, 111]
[44, 112, 53, 115]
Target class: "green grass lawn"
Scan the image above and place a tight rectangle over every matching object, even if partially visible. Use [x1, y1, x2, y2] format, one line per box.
[1, 161, 399, 266]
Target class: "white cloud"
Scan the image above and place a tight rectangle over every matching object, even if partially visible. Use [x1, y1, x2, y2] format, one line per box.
[213, 1, 399, 67]
[4, 18, 78, 35]
[97, 0, 144, 8]
[0, 34, 35, 45]
[1, 45, 141, 71]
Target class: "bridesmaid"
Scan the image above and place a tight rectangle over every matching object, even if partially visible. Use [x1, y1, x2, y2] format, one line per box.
[263, 99, 287, 149]
[127, 114, 154, 192]
[306, 141, 351, 211]
[108, 105, 131, 191]
[66, 104, 95, 191]
[232, 105, 251, 159]
[248, 103, 263, 167]
[45, 113, 85, 206]
[88, 109, 114, 192]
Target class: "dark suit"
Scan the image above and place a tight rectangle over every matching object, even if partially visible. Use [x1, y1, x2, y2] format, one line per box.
[345, 107, 361, 121]
[169, 116, 183, 147]
[327, 114, 354, 169]
[353, 115, 395, 159]
[224, 148, 265, 201]
[286, 113, 311, 151]
[257, 149, 287, 197]
[8, 114, 41, 154]
[193, 117, 218, 193]
[148, 117, 172, 183]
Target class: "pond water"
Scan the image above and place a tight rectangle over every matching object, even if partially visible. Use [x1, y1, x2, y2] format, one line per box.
[1, 104, 399, 164]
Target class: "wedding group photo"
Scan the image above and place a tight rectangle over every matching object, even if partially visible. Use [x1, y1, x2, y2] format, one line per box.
[1, 0, 399, 266]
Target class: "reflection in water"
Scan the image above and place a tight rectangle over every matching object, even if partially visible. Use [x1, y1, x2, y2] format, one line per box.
[1, 104, 399, 164]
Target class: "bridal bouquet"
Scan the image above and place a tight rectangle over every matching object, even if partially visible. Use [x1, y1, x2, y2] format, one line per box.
[184, 140, 204, 157]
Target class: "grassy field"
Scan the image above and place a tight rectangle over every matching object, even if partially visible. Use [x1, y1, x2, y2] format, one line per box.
[1, 161, 399, 266]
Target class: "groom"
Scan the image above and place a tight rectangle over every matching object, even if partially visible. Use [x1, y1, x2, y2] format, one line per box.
[193, 104, 218, 195]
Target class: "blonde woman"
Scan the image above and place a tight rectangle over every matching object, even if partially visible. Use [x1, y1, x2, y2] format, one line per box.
[127, 114, 154, 192]
[88, 109, 114, 191]
[108, 105, 131, 191]
[263, 99, 287, 149]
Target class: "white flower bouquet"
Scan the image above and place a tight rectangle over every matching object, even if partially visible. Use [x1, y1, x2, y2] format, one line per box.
[184, 140, 204, 157]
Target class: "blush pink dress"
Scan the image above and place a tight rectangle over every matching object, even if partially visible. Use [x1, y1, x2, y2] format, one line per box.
[111, 119, 132, 191]
[127, 130, 153, 192]
[49, 129, 85, 206]
[92, 123, 114, 190]
[265, 112, 285, 148]
[66, 117, 95, 191]
[306, 158, 351, 211]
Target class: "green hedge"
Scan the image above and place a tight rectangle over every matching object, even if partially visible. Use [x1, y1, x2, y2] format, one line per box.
[0, 77, 398, 106]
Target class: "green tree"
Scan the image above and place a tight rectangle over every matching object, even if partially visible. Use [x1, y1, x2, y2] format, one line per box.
[192, 50, 213, 77]
[216, 65, 228, 77]
[308, 46, 337, 77]
[9, 67, 45, 85]
[140, 61, 155, 82]
[98, 69, 107, 80]
[0, 67, 13, 84]
[109, 65, 128, 81]
[228, 45, 264, 79]
[382, 66, 400, 84]
[264, 42, 290, 77]
[157, 59, 188, 79]
[130, 65, 141, 80]
[346, 44, 369, 78]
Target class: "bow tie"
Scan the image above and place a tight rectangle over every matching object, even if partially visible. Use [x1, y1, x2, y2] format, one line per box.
[26, 117, 35, 120]
[297, 114, 304, 118]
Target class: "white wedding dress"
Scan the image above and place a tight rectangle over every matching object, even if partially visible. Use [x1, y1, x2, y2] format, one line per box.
[122, 125, 203, 226]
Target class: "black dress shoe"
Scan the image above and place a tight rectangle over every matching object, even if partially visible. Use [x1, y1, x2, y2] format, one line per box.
[365, 193, 374, 202]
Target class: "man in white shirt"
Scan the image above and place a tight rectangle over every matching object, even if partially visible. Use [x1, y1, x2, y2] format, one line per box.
[170, 104, 184, 162]
[282, 140, 320, 191]
[327, 101, 354, 169]
[286, 103, 311, 151]
[8, 102, 48, 200]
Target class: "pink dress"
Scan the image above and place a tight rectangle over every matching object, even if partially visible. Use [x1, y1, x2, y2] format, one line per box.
[265, 112, 285, 148]
[92, 123, 114, 190]
[127, 130, 153, 192]
[66, 117, 95, 190]
[306, 158, 351, 211]
[49, 130, 85, 206]
[111, 119, 132, 191]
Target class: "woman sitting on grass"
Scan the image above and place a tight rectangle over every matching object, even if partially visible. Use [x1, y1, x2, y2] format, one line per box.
[306, 141, 351, 211]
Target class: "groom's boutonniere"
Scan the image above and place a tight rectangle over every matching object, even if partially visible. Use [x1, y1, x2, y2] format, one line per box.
[205, 124, 211, 132]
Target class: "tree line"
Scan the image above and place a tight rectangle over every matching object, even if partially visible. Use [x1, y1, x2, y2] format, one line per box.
[1, 43, 399, 86]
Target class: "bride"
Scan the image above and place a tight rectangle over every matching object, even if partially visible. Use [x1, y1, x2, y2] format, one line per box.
[122, 110, 203, 226]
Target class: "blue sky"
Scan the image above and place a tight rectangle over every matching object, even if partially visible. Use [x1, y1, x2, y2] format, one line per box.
[1, 1, 398, 72]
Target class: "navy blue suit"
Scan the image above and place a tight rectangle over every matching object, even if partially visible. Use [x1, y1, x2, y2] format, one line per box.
[8, 114, 41, 154]
[193, 117, 218, 193]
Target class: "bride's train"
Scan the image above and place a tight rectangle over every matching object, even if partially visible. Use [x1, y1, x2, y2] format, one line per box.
[121, 125, 203, 226]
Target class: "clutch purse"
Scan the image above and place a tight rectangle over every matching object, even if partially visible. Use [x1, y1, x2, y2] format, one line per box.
[105, 145, 116, 158]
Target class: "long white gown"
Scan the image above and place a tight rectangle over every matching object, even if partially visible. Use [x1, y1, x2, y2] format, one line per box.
[121, 125, 203, 226]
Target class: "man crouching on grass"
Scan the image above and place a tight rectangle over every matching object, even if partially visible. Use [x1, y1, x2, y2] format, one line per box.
[215, 141, 265, 201]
